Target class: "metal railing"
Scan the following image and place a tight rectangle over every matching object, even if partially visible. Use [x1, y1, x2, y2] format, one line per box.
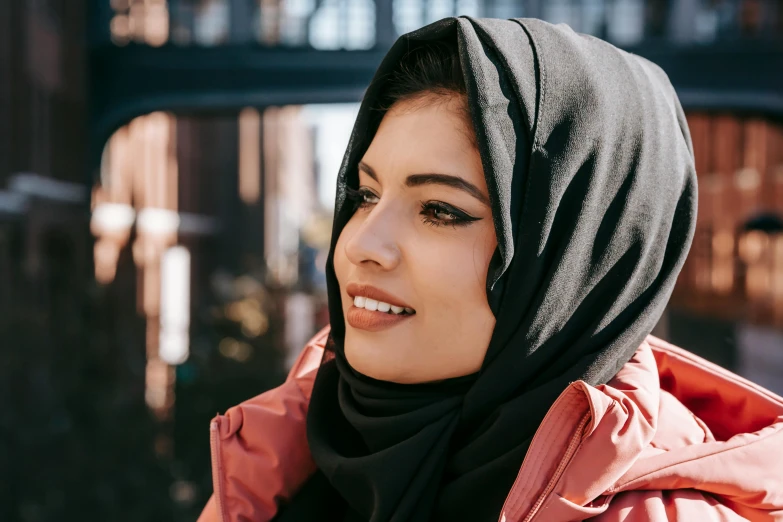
[93, 0, 783, 50]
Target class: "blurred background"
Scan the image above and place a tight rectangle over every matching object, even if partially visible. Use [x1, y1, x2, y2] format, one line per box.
[1, 0, 782, 520]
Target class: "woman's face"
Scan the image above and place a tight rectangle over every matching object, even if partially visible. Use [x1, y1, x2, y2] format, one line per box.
[334, 95, 498, 384]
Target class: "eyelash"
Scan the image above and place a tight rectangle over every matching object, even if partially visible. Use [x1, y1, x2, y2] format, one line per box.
[344, 186, 480, 228]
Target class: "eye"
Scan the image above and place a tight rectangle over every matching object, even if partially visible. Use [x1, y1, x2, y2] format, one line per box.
[420, 202, 480, 228]
[345, 186, 379, 210]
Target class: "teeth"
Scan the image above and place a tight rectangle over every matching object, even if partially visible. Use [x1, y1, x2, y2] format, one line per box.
[352, 296, 414, 315]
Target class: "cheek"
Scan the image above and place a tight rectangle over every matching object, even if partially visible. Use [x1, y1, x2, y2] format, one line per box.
[473, 225, 499, 282]
[412, 225, 497, 309]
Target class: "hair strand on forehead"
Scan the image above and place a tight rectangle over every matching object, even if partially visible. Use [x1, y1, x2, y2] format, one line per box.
[370, 38, 477, 149]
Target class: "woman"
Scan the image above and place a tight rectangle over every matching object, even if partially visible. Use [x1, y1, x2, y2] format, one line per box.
[199, 17, 783, 522]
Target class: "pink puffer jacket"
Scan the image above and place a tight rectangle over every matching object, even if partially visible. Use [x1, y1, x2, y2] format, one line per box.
[198, 326, 783, 521]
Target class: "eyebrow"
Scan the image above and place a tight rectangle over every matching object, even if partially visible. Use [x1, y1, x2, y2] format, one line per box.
[358, 161, 490, 206]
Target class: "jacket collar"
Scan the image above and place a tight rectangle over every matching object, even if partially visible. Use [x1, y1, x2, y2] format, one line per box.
[206, 332, 783, 522]
[499, 336, 783, 522]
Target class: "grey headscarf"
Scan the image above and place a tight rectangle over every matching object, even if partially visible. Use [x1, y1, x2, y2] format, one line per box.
[301, 16, 697, 522]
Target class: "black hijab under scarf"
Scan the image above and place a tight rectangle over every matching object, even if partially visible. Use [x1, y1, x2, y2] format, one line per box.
[297, 16, 697, 522]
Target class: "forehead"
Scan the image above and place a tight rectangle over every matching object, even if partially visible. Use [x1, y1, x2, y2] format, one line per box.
[361, 97, 484, 188]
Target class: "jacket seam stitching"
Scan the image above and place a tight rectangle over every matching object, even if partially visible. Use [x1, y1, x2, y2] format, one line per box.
[211, 422, 230, 522]
[508, 392, 584, 514]
[511, 395, 571, 509]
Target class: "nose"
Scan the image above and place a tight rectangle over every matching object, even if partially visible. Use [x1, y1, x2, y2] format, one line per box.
[343, 205, 402, 271]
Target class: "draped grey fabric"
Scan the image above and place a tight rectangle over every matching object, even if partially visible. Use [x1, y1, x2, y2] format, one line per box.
[302, 16, 697, 522]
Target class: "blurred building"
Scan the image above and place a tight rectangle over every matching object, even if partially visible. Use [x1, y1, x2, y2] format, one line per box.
[672, 113, 783, 393]
[0, 1, 93, 521]
[0, 0, 89, 329]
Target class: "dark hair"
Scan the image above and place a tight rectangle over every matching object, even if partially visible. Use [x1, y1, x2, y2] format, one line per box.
[376, 39, 466, 108]
[370, 38, 477, 147]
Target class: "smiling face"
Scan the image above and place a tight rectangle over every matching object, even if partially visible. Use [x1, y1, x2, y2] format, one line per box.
[333, 95, 498, 384]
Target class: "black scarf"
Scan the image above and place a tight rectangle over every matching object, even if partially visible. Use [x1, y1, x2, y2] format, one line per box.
[295, 16, 697, 522]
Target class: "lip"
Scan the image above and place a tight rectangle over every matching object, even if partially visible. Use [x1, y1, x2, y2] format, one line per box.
[344, 282, 415, 333]
[345, 282, 413, 310]
[346, 307, 414, 332]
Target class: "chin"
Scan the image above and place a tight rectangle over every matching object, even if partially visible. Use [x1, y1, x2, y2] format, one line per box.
[345, 344, 391, 380]
[344, 340, 414, 383]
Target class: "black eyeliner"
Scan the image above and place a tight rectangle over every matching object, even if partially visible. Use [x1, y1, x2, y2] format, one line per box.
[421, 201, 480, 222]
